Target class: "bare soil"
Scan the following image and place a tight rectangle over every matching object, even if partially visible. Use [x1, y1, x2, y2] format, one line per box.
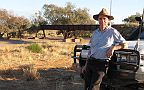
[0, 67, 84, 90]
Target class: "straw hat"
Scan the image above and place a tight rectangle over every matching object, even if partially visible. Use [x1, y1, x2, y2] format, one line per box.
[93, 8, 114, 20]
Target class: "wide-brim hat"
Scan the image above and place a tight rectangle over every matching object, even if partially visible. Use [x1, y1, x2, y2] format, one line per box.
[93, 8, 114, 20]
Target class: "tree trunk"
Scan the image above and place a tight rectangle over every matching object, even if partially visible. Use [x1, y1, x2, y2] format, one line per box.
[42, 29, 46, 38]
[18, 30, 22, 39]
[7, 33, 11, 39]
[35, 30, 38, 37]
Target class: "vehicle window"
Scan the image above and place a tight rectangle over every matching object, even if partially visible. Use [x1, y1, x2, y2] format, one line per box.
[126, 27, 144, 40]
[140, 31, 144, 39]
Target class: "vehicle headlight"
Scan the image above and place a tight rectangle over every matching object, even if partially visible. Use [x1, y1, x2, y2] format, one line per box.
[141, 54, 144, 60]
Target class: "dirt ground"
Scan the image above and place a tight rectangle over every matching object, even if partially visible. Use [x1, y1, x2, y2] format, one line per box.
[0, 38, 86, 90]
[0, 67, 84, 90]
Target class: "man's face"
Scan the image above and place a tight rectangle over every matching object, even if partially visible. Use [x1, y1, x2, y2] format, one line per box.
[98, 15, 110, 30]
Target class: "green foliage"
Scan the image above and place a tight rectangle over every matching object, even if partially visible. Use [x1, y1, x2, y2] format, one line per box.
[31, 11, 48, 26]
[0, 9, 30, 38]
[80, 31, 92, 38]
[42, 2, 95, 39]
[27, 43, 42, 53]
[43, 2, 95, 25]
[122, 13, 141, 24]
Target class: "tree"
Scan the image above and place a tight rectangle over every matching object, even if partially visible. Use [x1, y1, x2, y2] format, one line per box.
[0, 9, 11, 37]
[122, 13, 141, 24]
[8, 16, 30, 38]
[30, 11, 48, 38]
[42, 2, 95, 39]
[0, 9, 30, 39]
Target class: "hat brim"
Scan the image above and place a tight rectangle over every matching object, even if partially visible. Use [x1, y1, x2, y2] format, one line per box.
[93, 14, 114, 20]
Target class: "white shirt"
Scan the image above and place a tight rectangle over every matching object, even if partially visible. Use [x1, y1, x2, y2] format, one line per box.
[88, 26, 125, 59]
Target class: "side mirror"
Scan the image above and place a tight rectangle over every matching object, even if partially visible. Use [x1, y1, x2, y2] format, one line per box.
[135, 17, 142, 22]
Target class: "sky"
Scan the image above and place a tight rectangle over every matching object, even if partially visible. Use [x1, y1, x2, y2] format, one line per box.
[0, 0, 143, 24]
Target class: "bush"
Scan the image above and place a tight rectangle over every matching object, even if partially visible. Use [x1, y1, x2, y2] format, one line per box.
[80, 31, 92, 38]
[27, 43, 42, 53]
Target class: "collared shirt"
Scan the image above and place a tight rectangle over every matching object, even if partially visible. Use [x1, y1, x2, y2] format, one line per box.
[88, 26, 125, 59]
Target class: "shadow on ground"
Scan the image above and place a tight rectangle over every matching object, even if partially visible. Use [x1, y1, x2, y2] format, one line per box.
[0, 38, 35, 44]
[0, 67, 84, 90]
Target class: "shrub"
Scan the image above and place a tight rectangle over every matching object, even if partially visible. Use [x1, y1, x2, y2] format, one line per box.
[27, 43, 42, 53]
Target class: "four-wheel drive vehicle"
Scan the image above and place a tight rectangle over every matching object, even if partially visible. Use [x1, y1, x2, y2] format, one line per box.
[72, 16, 144, 89]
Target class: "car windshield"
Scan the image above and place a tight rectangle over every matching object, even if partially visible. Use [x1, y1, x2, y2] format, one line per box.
[140, 31, 144, 39]
[127, 27, 144, 40]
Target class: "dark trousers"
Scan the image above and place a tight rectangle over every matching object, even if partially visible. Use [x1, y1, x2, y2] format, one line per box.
[84, 58, 109, 90]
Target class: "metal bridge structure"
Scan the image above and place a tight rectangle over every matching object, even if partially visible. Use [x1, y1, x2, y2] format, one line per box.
[10, 24, 125, 39]
[39, 24, 124, 31]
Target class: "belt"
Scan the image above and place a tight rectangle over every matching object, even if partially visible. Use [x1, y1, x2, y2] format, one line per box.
[89, 57, 109, 63]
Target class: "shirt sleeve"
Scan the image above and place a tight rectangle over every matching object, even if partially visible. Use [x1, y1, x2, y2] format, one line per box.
[113, 29, 126, 45]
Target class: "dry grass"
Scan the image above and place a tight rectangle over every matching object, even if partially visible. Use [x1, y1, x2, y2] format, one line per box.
[0, 38, 89, 75]
[0, 38, 89, 90]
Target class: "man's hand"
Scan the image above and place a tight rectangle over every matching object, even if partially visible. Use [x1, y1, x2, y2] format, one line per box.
[106, 46, 115, 58]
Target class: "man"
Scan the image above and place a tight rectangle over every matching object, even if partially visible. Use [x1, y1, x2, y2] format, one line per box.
[82, 8, 127, 90]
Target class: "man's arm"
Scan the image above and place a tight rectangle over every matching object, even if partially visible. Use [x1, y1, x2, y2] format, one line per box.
[106, 42, 128, 58]
[113, 42, 128, 50]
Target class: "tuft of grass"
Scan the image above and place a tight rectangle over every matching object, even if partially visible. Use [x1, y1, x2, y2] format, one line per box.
[27, 43, 42, 53]
[21, 64, 40, 81]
